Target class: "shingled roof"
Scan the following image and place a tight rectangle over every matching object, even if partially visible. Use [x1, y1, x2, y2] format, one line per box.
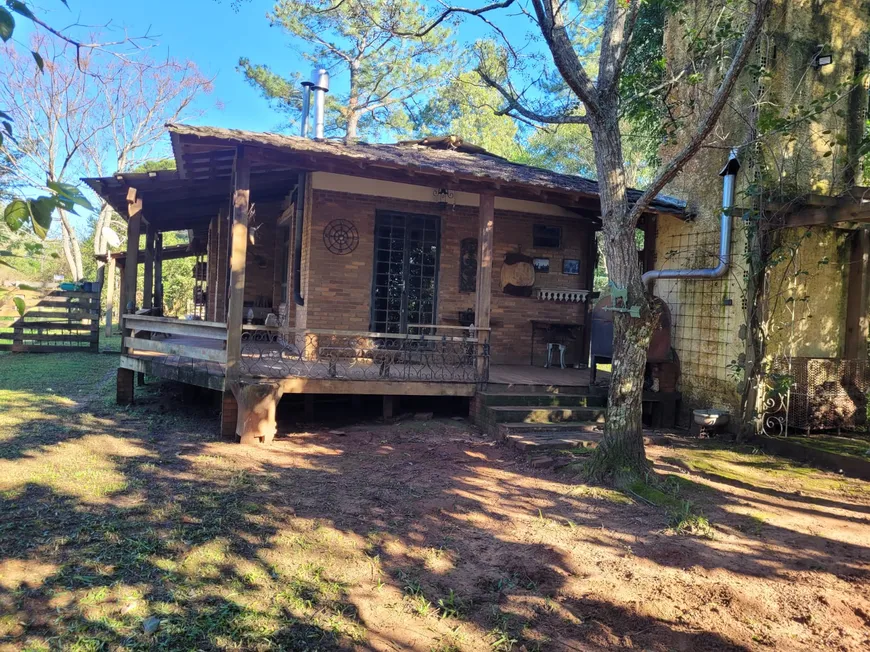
[166, 123, 686, 215]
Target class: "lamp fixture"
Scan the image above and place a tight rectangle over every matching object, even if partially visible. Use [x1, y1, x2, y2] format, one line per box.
[812, 46, 834, 69]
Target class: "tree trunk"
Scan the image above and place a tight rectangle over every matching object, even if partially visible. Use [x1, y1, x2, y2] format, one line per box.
[58, 211, 85, 281]
[586, 108, 655, 478]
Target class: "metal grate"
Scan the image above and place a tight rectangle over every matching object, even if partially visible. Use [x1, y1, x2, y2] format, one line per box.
[772, 357, 869, 432]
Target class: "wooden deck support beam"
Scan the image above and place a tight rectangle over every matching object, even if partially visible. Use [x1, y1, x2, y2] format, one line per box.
[844, 228, 870, 359]
[224, 147, 280, 444]
[122, 190, 143, 355]
[143, 223, 155, 309]
[475, 193, 495, 378]
[104, 254, 116, 337]
[116, 261, 126, 332]
[154, 231, 164, 313]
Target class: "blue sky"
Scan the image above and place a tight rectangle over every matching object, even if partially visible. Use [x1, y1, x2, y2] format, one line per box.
[37, 0, 528, 137]
[41, 0, 296, 134]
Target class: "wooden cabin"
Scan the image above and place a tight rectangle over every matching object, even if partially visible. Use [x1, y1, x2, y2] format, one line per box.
[84, 124, 684, 443]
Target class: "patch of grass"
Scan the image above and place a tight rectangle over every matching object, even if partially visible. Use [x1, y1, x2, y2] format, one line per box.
[785, 434, 870, 459]
[437, 589, 467, 620]
[665, 441, 870, 496]
[625, 477, 715, 539]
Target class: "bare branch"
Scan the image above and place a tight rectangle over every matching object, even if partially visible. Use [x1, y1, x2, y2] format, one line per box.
[477, 67, 589, 124]
[529, 0, 600, 117]
[627, 0, 772, 225]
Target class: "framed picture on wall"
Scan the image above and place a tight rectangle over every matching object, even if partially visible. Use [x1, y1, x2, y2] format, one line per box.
[562, 258, 580, 275]
[533, 258, 550, 273]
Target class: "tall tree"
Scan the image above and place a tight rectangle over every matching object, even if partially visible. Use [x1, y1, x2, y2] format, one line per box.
[0, 0, 147, 296]
[0, 33, 209, 280]
[400, 0, 771, 476]
[239, 0, 454, 139]
[405, 42, 526, 159]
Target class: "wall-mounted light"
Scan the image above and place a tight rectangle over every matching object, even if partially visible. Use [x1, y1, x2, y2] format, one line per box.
[812, 46, 834, 69]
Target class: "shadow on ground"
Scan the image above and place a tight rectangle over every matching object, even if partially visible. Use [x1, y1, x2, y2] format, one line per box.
[1, 353, 869, 650]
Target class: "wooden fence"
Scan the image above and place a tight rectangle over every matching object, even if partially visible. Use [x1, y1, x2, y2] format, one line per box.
[0, 290, 100, 352]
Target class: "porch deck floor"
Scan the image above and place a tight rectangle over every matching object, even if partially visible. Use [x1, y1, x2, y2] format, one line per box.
[124, 336, 607, 389]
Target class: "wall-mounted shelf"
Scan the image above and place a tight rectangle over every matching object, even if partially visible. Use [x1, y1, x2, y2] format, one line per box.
[536, 288, 591, 303]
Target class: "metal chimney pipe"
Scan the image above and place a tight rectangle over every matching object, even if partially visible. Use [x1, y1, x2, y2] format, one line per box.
[642, 148, 741, 288]
[300, 81, 313, 138]
[310, 67, 329, 139]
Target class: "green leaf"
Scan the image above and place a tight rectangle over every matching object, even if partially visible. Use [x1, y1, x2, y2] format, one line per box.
[28, 196, 55, 239]
[13, 296, 25, 316]
[0, 8, 14, 42]
[7, 1, 35, 21]
[47, 180, 94, 211]
[4, 199, 28, 231]
[31, 50, 43, 72]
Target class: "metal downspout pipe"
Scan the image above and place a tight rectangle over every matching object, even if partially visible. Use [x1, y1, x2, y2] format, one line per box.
[642, 149, 741, 288]
[292, 68, 329, 307]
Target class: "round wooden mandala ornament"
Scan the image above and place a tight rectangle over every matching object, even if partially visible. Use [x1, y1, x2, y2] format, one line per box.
[323, 219, 359, 255]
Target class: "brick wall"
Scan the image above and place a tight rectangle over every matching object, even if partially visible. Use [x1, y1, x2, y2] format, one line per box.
[294, 189, 595, 365]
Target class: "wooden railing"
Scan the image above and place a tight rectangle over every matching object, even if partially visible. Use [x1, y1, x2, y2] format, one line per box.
[123, 314, 227, 363]
[1, 290, 100, 352]
[121, 317, 489, 383]
[240, 324, 489, 383]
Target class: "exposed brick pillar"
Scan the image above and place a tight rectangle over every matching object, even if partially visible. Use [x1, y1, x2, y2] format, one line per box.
[117, 368, 134, 405]
[220, 390, 238, 440]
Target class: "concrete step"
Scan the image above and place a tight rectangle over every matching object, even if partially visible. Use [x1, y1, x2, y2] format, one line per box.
[487, 405, 607, 424]
[498, 422, 671, 453]
[478, 392, 603, 408]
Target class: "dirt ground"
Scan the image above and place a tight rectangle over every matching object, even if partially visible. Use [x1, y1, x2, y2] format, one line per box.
[1, 354, 869, 650]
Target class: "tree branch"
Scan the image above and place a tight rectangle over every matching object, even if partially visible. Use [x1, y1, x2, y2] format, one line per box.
[477, 67, 588, 124]
[529, 0, 600, 117]
[626, 0, 772, 225]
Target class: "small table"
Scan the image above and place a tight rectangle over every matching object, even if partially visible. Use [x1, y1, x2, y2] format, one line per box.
[529, 320, 583, 366]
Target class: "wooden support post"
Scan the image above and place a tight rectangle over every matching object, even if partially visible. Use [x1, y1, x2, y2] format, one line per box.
[154, 232, 163, 314]
[104, 255, 116, 337]
[304, 394, 315, 421]
[143, 223, 155, 310]
[844, 228, 870, 359]
[236, 383, 283, 445]
[583, 230, 599, 365]
[475, 193, 495, 379]
[116, 261, 126, 333]
[383, 395, 395, 420]
[226, 148, 251, 385]
[117, 367, 134, 405]
[122, 190, 143, 354]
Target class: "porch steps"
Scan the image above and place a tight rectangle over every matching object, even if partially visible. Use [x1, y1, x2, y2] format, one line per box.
[473, 385, 611, 453]
[486, 405, 607, 424]
[475, 392, 596, 407]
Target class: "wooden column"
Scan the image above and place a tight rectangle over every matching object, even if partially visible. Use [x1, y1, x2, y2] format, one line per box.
[116, 261, 126, 332]
[104, 255, 116, 337]
[154, 232, 163, 314]
[143, 223, 155, 310]
[122, 190, 143, 350]
[844, 228, 870, 359]
[474, 193, 495, 378]
[226, 147, 251, 385]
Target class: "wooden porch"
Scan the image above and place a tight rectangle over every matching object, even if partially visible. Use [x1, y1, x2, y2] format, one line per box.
[118, 315, 601, 396]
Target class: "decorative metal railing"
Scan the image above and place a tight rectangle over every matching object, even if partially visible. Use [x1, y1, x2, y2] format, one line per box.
[239, 325, 489, 384]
